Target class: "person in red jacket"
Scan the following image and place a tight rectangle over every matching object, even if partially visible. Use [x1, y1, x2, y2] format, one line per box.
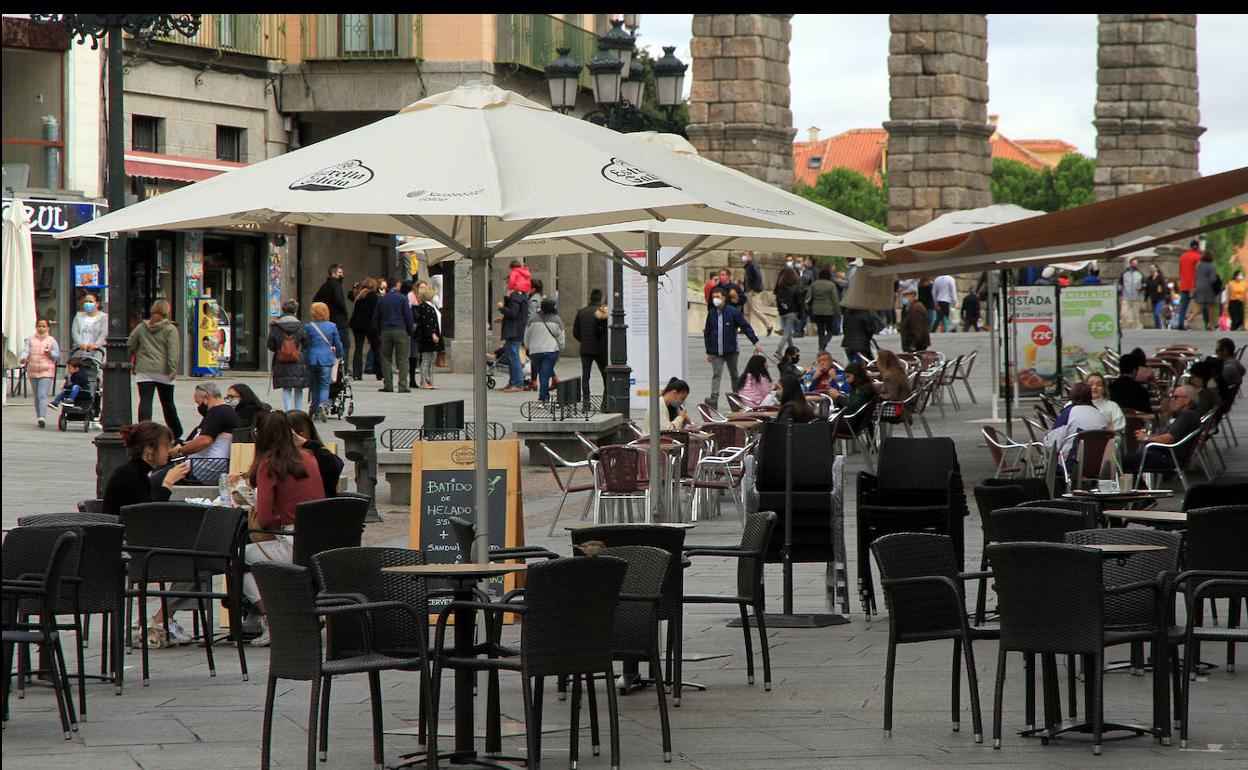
[1177, 239, 1202, 330]
[240, 410, 325, 646]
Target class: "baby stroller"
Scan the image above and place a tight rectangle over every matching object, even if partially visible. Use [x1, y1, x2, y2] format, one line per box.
[324, 360, 354, 420]
[58, 358, 102, 433]
[486, 344, 531, 390]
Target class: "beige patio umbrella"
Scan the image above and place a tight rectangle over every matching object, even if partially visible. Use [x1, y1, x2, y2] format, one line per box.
[59, 83, 889, 553]
[3, 199, 38, 377]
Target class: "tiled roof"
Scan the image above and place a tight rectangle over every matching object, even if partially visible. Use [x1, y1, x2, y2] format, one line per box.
[794, 126, 1077, 188]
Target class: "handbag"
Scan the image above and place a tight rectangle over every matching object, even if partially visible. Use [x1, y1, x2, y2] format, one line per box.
[247, 508, 276, 543]
[435, 351, 449, 368]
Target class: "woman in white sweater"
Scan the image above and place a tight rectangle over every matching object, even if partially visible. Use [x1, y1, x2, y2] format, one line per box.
[1086, 372, 1125, 432]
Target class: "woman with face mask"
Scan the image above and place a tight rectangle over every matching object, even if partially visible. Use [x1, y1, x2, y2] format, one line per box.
[71, 292, 107, 363]
[646, 377, 691, 432]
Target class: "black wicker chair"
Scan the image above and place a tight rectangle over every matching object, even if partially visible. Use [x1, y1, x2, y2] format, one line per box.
[2, 529, 80, 738]
[857, 437, 968, 616]
[446, 516, 559, 563]
[988, 543, 1169, 755]
[13, 521, 125, 718]
[683, 511, 777, 690]
[568, 524, 690, 703]
[120, 502, 249, 686]
[971, 484, 1031, 623]
[18, 512, 118, 526]
[871, 533, 997, 742]
[289, 498, 368, 569]
[979, 476, 1051, 503]
[311, 547, 437, 758]
[252, 562, 434, 770]
[1180, 482, 1248, 511]
[76, 499, 106, 514]
[595, 545, 673, 763]
[431, 556, 628, 770]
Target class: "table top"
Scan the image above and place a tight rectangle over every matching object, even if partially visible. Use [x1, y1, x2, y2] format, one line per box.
[564, 522, 696, 530]
[727, 411, 774, 422]
[1084, 544, 1168, 555]
[382, 563, 527, 578]
[1065, 488, 1173, 500]
[1103, 509, 1188, 524]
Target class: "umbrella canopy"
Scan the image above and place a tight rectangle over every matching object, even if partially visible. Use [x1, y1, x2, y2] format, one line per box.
[56, 83, 896, 554]
[875, 167, 1248, 278]
[3, 198, 37, 370]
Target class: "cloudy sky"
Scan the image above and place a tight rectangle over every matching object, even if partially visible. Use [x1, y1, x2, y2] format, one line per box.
[635, 14, 1247, 176]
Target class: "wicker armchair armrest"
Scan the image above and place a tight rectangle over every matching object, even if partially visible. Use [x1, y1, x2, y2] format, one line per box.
[434, 598, 526, 658]
[684, 547, 762, 559]
[316, 591, 368, 607]
[1, 581, 47, 596]
[1104, 579, 1162, 597]
[957, 570, 992, 581]
[124, 545, 237, 584]
[490, 546, 559, 561]
[880, 574, 965, 605]
[619, 592, 662, 604]
[321, 599, 430, 657]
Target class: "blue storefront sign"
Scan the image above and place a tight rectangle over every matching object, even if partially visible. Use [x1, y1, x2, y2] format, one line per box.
[2, 197, 106, 237]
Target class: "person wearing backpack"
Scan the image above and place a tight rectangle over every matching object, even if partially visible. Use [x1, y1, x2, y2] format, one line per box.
[266, 299, 310, 411]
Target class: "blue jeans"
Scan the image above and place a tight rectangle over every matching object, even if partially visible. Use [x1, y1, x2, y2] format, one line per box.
[504, 339, 524, 388]
[308, 364, 333, 412]
[1152, 300, 1166, 329]
[1177, 291, 1190, 329]
[530, 351, 558, 401]
[927, 308, 937, 331]
[51, 384, 80, 406]
[281, 388, 304, 412]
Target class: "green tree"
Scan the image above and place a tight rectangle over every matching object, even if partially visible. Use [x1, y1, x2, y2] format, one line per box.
[1202, 208, 1248, 280]
[990, 158, 1048, 211]
[1047, 153, 1095, 210]
[795, 167, 888, 231]
[990, 153, 1095, 212]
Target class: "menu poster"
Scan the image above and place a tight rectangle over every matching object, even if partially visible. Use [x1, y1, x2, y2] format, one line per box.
[613, 248, 689, 411]
[1059, 285, 1120, 379]
[1002, 285, 1058, 398]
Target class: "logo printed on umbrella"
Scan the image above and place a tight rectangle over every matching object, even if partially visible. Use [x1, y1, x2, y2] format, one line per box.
[406, 188, 485, 201]
[600, 158, 679, 189]
[725, 200, 795, 217]
[289, 160, 374, 191]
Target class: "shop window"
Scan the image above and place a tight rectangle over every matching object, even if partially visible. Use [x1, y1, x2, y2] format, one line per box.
[132, 115, 162, 153]
[2, 47, 66, 188]
[216, 125, 244, 162]
[340, 14, 397, 56]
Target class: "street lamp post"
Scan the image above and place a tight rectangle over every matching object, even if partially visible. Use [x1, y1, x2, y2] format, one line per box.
[33, 14, 202, 495]
[543, 18, 687, 417]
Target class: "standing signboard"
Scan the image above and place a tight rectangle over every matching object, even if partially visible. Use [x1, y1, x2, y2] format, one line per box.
[611, 248, 688, 411]
[193, 297, 222, 376]
[1002, 285, 1059, 398]
[409, 439, 525, 615]
[1058, 285, 1120, 380]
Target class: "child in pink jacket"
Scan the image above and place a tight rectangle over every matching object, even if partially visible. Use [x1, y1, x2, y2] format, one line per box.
[20, 318, 61, 428]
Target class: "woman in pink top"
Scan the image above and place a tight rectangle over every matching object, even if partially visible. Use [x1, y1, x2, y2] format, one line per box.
[20, 318, 61, 428]
[736, 354, 775, 407]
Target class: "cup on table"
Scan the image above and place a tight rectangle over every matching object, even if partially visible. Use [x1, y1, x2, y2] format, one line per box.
[1097, 478, 1120, 494]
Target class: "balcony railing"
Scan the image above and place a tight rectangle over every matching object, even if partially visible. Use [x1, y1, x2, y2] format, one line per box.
[496, 14, 596, 88]
[301, 14, 422, 60]
[151, 14, 286, 60]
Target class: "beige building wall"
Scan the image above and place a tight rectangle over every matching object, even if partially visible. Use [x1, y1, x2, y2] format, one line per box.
[65, 44, 102, 197]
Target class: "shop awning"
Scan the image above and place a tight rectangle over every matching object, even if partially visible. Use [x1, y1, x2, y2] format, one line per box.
[124, 151, 246, 183]
[871, 166, 1248, 277]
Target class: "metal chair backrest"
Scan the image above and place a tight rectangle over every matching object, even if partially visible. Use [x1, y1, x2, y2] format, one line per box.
[540, 442, 585, 493]
[591, 445, 650, 493]
[696, 402, 727, 423]
[989, 506, 1095, 544]
[251, 562, 324, 681]
[1022, 418, 1046, 446]
[1181, 482, 1248, 511]
[871, 532, 965, 636]
[988, 543, 1105, 654]
[119, 502, 208, 584]
[520, 556, 627, 678]
[312, 546, 428, 660]
[955, 349, 977, 380]
[1067, 429, 1118, 483]
[699, 421, 747, 453]
[575, 431, 600, 456]
[291, 497, 367, 569]
[725, 392, 745, 412]
[1065, 528, 1180, 627]
[597, 545, 670, 657]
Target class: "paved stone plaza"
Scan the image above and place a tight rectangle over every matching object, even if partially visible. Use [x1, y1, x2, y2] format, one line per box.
[3, 329, 1245, 768]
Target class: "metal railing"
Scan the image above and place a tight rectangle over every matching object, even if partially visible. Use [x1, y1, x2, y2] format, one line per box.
[151, 14, 286, 60]
[495, 14, 595, 88]
[301, 13, 422, 61]
[380, 423, 507, 450]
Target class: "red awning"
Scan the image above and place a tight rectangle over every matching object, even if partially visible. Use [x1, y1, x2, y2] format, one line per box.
[124, 151, 246, 183]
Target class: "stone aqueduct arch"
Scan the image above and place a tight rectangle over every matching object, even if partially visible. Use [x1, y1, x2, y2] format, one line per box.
[688, 13, 1204, 249]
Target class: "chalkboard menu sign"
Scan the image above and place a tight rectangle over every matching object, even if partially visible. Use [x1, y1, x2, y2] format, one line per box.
[409, 440, 525, 612]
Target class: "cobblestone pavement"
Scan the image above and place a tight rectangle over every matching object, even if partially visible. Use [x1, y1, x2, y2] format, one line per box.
[3, 329, 1245, 768]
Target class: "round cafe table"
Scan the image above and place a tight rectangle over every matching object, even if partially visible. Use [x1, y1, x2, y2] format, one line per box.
[382, 562, 526, 769]
[1062, 488, 1173, 512]
[1103, 509, 1188, 530]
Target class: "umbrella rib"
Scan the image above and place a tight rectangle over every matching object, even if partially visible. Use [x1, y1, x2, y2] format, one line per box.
[391, 215, 470, 257]
[553, 235, 612, 258]
[657, 234, 710, 274]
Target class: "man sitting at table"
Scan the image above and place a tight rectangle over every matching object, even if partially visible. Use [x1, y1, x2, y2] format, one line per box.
[169, 382, 241, 483]
[1121, 384, 1201, 482]
[801, 351, 846, 394]
[1108, 351, 1153, 415]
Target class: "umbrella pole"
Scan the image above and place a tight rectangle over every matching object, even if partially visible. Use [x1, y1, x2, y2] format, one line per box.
[471, 216, 491, 563]
[647, 233, 663, 524]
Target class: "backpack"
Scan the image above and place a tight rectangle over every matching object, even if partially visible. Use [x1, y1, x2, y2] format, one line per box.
[277, 329, 300, 363]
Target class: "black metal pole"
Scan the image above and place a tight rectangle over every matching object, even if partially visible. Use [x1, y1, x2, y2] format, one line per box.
[782, 419, 794, 615]
[1001, 269, 1012, 437]
[94, 25, 133, 496]
[604, 253, 631, 417]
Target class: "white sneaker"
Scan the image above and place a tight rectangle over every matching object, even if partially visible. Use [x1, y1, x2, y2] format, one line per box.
[36, 417, 45, 428]
[166, 618, 193, 645]
[250, 618, 271, 647]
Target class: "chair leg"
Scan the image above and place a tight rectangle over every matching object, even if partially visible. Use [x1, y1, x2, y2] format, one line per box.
[883, 636, 896, 738]
[368, 671, 384, 769]
[546, 484, 573, 537]
[52, 634, 77, 730]
[229, 571, 249, 682]
[951, 638, 962, 733]
[261, 676, 277, 770]
[605, 665, 622, 770]
[306, 676, 322, 770]
[532, 676, 545, 761]
[197, 594, 216, 678]
[652, 652, 673, 763]
[756, 598, 772, 691]
[1228, 599, 1241, 672]
[962, 634, 984, 743]
[672, 612, 684, 706]
[992, 647, 1007, 749]
[1067, 653, 1078, 719]
[738, 602, 755, 685]
[975, 553, 989, 626]
[964, 377, 977, 404]
[1024, 653, 1035, 731]
[73, 614, 87, 720]
[318, 675, 332, 761]
[569, 673, 581, 769]
[521, 675, 539, 769]
[1092, 652, 1104, 756]
[139, 586, 151, 686]
[46, 641, 71, 740]
[113, 601, 125, 693]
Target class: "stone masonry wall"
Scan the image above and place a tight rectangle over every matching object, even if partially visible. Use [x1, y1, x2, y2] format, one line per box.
[884, 14, 993, 235]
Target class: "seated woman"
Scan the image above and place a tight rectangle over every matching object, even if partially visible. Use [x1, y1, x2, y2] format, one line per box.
[1044, 382, 1109, 465]
[644, 377, 691, 432]
[774, 372, 815, 423]
[241, 410, 325, 647]
[875, 348, 912, 402]
[833, 362, 878, 421]
[286, 409, 345, 498]
[226, 383, 271, 429]
[736, 354, 774, 407]
[1085, 372, 1125, 432]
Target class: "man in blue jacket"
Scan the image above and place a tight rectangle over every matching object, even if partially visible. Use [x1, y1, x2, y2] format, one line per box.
[496, 286, 529, 392]
[373, 278, 415, 392]
[704, 286, 763, 409]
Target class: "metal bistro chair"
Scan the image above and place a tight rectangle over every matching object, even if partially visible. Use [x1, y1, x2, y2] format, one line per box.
[696, 402, 728, 424]
[686, 428, 753, 523]
[1131, 422, 1203, 491]
[981, 425, 1041, 479]
[541, 442, 597, 536]
[871, 533, 996, 743]
[952, 349, 979, 404]
[877, 388, 922, 440]
[589, 445, 652, 524]
[2, 529, 80, 739]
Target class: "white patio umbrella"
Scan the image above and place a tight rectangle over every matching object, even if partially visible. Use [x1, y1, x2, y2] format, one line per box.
[3, 199, 38, 379]
[59, 83, 891, 554]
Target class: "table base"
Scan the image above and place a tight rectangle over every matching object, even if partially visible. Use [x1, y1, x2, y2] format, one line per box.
[1020, 719, 1161, 742]
[390, 749, 527, 770]
[727, 612, 849, 628]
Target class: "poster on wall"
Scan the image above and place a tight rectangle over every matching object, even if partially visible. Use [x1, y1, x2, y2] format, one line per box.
[184, 231, 203, 322]
[267, 237, 286, 318]
[73, 263, 100, 287]
[610, 248, 688, 411]
[1059, 285, 1119, 380]
[194, 297, 221, 375]
[1002, 285, 1058, 398]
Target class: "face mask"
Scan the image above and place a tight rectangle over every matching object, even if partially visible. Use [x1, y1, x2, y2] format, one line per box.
[791, 357, 800, 365]
[225, 396, 239, 407]
[197, 402, 209, 416]
[83, 302, 96, 312]
[785, 261, 793, 268]
[671, 399, 684, 410]
[741, 255, 748, 263]
[712, 297, 724, 308]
